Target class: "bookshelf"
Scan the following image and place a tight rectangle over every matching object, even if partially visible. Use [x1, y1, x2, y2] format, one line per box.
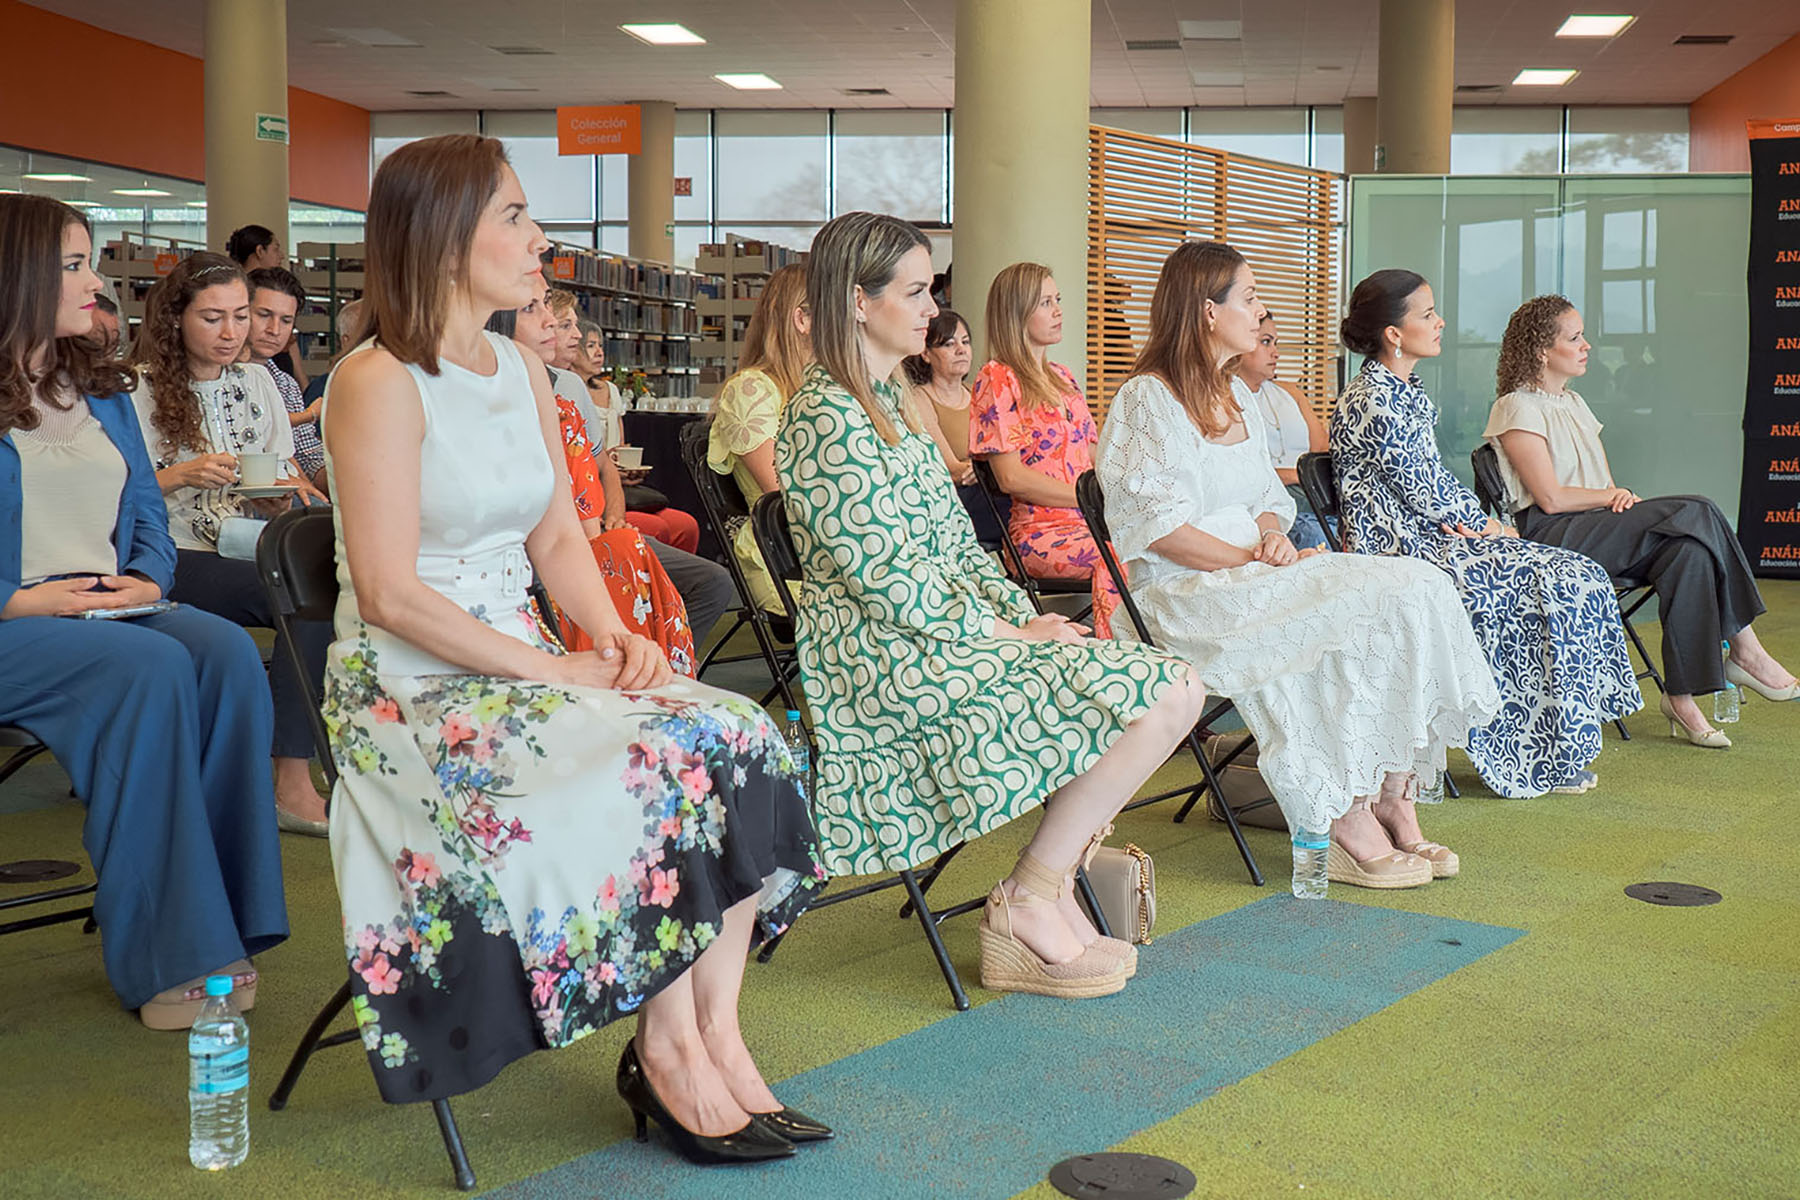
[544, 244, 709, 400]
[693, 235, 807, 396]
[293, 242, 365, 378]
[97, 232, 206, 341]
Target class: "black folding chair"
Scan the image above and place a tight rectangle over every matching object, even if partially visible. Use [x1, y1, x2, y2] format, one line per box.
[747, 491, 1119, 1010]
[1296, 453, 1465, 795]
[1073, 470, 1267, 882]
[968, 457, 1094, 620]
[1470, 443, 1662, 721]
[677, 420, 802, 710]
[0, 725, 97, 938]
[255, 507, 478, 1191]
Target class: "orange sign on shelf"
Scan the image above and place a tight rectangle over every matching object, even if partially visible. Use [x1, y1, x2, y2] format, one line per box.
[153, 251, 180, 275]
[557, 105, 642, 156]
[550, 255, 576, 281]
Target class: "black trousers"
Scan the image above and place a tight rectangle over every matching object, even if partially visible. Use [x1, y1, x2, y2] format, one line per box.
[1519, 495, 1765, 695]
[170, 548, 333, 760]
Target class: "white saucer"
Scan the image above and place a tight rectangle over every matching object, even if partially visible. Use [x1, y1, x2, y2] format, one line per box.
[232, 483, 301, 498]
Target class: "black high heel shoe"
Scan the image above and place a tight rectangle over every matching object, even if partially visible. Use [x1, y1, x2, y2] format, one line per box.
[751, 1107, 835, 1144]
[615, 1040, 795, 1165]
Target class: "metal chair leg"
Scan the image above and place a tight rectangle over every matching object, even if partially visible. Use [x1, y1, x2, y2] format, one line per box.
[1614, 717, 1632, 740]
[1072, 866, 1114, 938]
[898, 842, 967, 919]
[1443, 771, 1461, 799]
[268, 981, 353, 1111]
[898, 869, 970, 1012]
[433, 1098, 478, 1191]
[1172, 730, 1264, 886]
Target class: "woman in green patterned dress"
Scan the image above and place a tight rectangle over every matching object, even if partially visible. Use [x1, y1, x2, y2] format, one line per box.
[777, 212, 1207, 1000]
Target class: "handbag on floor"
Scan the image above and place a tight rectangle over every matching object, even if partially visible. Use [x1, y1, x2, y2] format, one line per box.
[1085, 841, 1157, 945]
[1204, 732, 1289, 831]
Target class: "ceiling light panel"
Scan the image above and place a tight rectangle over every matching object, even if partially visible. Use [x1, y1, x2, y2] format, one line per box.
[112, 187, 171, 196]
[1555, 15, 1635, 37]
[22, 172, 90, 182]
[715, 73, 782, 90]
[1513, 68, 1579, 85]
[620, 24, 705, 46]
[1179, 20, 1243, 40]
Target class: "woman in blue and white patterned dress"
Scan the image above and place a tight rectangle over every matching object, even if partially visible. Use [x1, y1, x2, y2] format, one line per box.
[1330, 270, 1641, 798]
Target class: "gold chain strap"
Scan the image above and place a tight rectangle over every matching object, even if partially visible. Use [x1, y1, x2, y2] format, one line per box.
[1122, 843, 1153, 945]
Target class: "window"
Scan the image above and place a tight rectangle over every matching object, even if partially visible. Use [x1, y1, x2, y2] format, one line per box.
[834, 110, 947, 222]
[1188, 108, 1309, 166]
[1567, 107, 1688, 174]
[715, 111, 828, 222]
[487, 111, 594, 222]
[1450, 108, 1562, 175]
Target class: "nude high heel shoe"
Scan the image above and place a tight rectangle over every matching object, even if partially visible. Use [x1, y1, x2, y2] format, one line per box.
[1659, 695, 1731, 749]
[1724, 659, 1800, 702]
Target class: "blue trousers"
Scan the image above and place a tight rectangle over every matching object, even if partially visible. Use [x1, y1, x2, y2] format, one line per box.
[0, 605, 289, 1010]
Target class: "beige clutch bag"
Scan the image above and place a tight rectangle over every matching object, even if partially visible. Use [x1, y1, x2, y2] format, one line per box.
[1085, 842, 1156, 945]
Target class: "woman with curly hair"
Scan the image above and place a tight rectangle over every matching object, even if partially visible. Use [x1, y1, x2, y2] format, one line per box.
[1487, 295, 1796, 744]
[0, 194, 286, 1027]
[127, 251, 334, 832]
[1329, 270, 1641, 797]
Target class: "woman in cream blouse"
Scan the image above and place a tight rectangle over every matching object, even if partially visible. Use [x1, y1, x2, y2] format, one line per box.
[1486, 295, 1797, 747]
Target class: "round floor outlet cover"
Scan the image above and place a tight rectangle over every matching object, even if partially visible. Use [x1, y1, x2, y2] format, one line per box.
[0, 859, 81, 884]
[1049, 1153, 1197, 1199]
[1625, 882, 1721, 907]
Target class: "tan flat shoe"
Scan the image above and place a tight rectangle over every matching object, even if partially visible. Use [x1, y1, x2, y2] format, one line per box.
[978, 854, 1130, 999]
[1395, 840, 1459, 879]
[1326, 840, 1433, 889]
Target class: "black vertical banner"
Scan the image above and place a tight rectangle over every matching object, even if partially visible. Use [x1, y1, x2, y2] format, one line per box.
[1739, 119, 1800, 578]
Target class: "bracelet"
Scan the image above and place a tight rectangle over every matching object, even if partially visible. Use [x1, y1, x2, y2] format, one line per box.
[1259, 528, 1283, 542]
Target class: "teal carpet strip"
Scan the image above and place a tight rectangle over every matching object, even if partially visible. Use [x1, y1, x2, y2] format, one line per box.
[488, 896, 1524, 1200]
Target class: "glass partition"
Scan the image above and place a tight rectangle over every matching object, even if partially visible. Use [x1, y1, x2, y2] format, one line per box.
[1349, 173, 1752, 521]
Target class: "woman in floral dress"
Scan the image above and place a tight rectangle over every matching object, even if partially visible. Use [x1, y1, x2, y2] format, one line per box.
[321, 135, 825, 1164]
[969, 262, 1121, 636]
[487, 280, 698, 673]
[1330, 270, 1641, 798]
[779, 213, 1206, 1000]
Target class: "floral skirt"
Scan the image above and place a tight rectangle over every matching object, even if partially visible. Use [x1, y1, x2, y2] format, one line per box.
[1011, 512, 1122, 639]
[554, 528, 698, 677]
[322, 635, 826, 1104]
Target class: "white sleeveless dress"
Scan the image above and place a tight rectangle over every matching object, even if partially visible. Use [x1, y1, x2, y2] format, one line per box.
[319, 333, 824, 1104]
[1096, 373, 1501, 833]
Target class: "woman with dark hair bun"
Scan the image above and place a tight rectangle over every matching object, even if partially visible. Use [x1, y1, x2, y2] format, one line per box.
[1486, 295, 1795, 743]
[1329, 271, 1641, 796]
[0, 193, 287, 1028]
[1096, 242, 1496, 890]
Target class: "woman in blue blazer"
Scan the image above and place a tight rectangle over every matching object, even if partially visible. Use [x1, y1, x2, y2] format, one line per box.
[0, 195, 288, 1029]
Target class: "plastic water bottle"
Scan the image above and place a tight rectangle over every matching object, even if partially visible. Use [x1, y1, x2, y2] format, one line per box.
[782, 710, 811, 803]
[189, 975, 249, 1170]
[1291, 828, 1329, 900]
[1714, 641, 1740, 724]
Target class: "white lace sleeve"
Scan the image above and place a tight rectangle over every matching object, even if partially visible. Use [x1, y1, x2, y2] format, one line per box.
[1095, 374, 1202, 563]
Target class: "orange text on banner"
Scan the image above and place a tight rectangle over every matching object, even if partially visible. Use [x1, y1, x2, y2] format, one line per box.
[557, 105, 642, 156]
[550, 255, 575, 281]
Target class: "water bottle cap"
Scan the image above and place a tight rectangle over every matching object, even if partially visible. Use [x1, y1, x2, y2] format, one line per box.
[204, 974, 233, 997]
[785, 710, 802, 721]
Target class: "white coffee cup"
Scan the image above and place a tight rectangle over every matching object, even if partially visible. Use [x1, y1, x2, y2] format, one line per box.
[613, 444, 645, 470]
[238, 452, 279, 487]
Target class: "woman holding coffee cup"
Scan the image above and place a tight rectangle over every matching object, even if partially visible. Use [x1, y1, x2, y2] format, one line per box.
[128, 253, 334, 836]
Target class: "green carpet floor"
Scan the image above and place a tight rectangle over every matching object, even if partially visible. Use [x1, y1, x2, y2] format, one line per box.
[1, 583, 1796, 1199]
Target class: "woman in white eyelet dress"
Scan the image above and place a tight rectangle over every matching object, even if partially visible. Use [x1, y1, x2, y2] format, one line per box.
[1094, 242, 1499, 848]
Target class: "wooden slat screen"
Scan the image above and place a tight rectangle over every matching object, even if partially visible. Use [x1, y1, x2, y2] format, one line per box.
[1087, 126, 1341, 423]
